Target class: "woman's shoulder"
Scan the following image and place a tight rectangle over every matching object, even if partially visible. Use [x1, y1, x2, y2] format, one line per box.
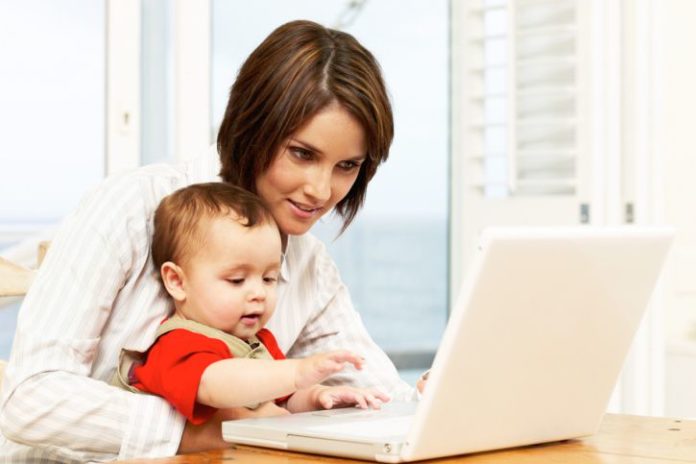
[59, 161, 213, 262]
[77, 155, 217, 225]
[80, 146, 220, 218]
[48, 165, 183, 267]
[89, 163, 186, 207]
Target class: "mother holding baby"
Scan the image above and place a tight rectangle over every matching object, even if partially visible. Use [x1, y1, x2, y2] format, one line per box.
[0, 20, 420, 462]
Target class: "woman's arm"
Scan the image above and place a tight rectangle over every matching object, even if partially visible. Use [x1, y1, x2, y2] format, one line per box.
[178, 403, 290, 454]
[282, 240, 416, 402]
[0, 175, 186, 461]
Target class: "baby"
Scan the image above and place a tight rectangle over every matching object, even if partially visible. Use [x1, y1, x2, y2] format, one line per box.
[113, 182, 388, 424]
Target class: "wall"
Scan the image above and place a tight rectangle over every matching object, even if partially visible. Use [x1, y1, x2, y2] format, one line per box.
[654, 0, 696, 417]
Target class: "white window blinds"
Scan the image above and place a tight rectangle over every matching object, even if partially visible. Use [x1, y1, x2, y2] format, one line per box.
[451, 0, 595, 296]
[460, 0, 586, 198]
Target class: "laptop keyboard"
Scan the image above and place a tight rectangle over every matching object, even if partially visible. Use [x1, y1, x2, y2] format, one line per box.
[311, 408, 385, 418]
[305, 415, 414, 438]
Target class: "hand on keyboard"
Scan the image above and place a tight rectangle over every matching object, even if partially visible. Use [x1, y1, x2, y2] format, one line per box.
[294, 350, 365, 389]
[285, 350, 390, 413]
[313, 385, 390, 410]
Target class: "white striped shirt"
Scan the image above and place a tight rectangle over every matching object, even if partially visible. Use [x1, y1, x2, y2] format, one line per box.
[0, 146, 413, 463]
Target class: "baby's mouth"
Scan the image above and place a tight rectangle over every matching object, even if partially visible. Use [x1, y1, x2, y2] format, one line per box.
[240, 314, 261, 326]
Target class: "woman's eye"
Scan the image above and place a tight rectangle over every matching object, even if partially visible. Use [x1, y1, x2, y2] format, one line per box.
[290, 147, 312, 160]
[338, 160, 361, 171]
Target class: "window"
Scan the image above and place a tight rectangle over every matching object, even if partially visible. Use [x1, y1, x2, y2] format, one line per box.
[211, 1, 450, 377]
[141, 0, 175, 164]
[473, 0, 580, 197]
[452, 0, 670, 415]
[2, 1, 450, 379]
[0, 0, 106, 358]
[451, 0, 590, 288]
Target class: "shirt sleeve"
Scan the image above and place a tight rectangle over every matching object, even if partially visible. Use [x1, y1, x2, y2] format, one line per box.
[286, 242, 417, 402]
[133, 331, 231, 425]
[0, 175, 186, 461]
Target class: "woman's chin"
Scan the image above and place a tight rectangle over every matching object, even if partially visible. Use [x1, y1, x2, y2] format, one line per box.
[278, 218, 319, 236]
[282, 225, 312, 236]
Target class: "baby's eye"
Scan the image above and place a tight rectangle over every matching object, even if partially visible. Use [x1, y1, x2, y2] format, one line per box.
[227, 278, 245, 285]
[263, 276, 278, 284]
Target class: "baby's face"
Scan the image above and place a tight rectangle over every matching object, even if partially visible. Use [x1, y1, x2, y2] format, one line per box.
[178, 215, 282, 340]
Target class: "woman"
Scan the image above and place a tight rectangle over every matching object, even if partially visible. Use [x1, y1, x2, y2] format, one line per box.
[0, 20, 416, 462]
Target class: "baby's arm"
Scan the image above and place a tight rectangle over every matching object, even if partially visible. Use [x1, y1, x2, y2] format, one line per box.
[196, 350, 364, 409]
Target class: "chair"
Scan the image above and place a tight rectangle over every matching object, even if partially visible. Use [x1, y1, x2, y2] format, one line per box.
[0, 242, 47, 389]
[0, 257, 36, 297]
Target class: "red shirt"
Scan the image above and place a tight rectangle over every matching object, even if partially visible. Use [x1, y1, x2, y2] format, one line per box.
[132, 328, 286, 424]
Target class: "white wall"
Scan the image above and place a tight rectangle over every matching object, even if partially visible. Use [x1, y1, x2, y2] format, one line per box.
[655, 0, 696, 342]
[653, 0, 696, 417]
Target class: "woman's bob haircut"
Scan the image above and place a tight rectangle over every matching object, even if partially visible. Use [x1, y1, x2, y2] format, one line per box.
[217, 20, 393, 232]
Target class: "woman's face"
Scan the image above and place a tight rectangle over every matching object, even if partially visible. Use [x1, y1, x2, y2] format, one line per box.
[256, 102, 367, 237]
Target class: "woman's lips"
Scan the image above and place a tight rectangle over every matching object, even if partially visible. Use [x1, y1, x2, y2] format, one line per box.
[288, 199, 321, 219]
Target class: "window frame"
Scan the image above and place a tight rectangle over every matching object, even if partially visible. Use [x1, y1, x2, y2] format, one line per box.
[115, 0, 450, 372]
[451, 0, 666, 416]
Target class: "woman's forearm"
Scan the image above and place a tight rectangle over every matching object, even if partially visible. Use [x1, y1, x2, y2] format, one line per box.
[1, 369, 184, 460]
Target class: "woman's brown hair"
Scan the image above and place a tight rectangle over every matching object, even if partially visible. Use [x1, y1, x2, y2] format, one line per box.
[217, 20, 393, 231]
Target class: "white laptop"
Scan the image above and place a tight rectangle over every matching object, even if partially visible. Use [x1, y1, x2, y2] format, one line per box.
[223, 227, 673, 462]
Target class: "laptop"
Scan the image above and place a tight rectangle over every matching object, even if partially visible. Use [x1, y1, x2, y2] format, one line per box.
[223, 227, 673, 462]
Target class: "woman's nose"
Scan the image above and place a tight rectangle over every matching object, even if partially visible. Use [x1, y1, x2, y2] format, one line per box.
[303, 166, 332, 202]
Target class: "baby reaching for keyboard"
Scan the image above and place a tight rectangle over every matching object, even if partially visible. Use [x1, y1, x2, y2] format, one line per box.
[111, 183, 389, 424]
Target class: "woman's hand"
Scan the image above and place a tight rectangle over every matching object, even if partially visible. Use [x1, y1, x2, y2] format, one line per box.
[313, 385, 390, 410]
[294, 350, 364, 389]
[177, 402, 289, 454]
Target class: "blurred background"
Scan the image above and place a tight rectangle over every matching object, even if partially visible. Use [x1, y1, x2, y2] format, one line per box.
[1, 0, 695, 417]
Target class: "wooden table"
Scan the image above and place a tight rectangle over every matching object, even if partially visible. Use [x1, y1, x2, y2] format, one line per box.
[117, 414, 696, 463]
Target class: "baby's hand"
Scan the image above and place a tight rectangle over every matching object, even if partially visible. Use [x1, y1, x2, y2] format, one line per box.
[295, 350, 364, 389]
[315, 386, 390, 410]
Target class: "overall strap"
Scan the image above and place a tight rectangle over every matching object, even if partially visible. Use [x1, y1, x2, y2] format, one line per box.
[155, 318, 273, 361]
[111, 318, 274, 396]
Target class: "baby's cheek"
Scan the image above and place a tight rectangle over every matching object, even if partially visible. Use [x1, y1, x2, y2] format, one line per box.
[266, 293, 278, 313]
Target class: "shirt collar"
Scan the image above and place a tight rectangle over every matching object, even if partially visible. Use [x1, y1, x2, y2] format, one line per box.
[279, 249, 290, 283]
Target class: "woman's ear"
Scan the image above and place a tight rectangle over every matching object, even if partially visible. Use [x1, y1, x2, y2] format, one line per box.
[161, 261, 186, 302]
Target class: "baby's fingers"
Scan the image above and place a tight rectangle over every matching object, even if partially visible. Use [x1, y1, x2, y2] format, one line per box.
[364, 390, 390, 409]
[326, 350, 364, 370]
[319, 394, 336, 410]
[351, 392, 368, 409]
[371, 389, 391, 404]
[319, 388, 367, 410]
[317, 358, 349, 375]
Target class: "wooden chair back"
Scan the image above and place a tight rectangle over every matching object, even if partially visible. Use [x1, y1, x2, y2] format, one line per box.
[0, 242, 49, 386]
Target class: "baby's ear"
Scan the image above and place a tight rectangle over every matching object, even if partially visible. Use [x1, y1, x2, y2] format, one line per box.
[160, 261, 186, 301]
